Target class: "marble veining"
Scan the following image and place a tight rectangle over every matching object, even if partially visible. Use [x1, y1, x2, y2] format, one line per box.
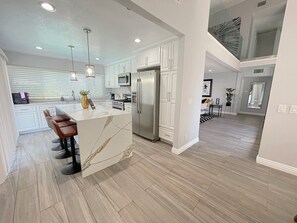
[56, 103, 132, 177]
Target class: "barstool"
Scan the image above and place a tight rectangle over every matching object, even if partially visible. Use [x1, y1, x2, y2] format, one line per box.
[46, 116, 77, 159]
[43, 110, 71, 151]
[43, 110, 71, 144]
[50, 119, 81, 175]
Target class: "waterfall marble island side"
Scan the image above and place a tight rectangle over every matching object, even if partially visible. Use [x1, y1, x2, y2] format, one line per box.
[55, 103, 132, 177]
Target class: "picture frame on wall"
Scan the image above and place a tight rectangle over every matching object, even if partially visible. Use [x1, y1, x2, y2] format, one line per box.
[202, 79, 213, 97]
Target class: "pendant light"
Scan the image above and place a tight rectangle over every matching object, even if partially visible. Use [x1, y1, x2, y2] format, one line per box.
[68, 45, 78, 81]
[83, 28, 95, 78]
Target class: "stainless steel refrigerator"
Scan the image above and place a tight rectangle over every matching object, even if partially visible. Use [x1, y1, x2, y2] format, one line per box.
[131, 70, 160, 141]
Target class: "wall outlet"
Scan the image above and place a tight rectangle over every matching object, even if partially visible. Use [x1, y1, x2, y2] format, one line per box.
[289, 105, 297, 114]
[278, 104, 287, 113]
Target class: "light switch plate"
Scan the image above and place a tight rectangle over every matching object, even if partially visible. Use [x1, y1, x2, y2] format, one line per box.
[278, 104, 287, 113]
[289, 105, 297, 114]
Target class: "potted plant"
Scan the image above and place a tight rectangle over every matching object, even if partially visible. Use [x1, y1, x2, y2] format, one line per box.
[226, 88, 235, 106]
[79, 90, 90, 109]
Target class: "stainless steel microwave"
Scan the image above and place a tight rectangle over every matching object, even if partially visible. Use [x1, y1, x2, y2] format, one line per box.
[118, 73, 131, 86]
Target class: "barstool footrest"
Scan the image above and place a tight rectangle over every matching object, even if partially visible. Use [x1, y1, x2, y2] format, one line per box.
[61, 162, 81, 175]
[52, 138, 60, 143]
[55, 150, 72, 159]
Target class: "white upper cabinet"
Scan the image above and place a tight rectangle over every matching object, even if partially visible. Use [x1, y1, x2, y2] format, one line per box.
[119, 60, 131, 73]
[105, 65, 114, 88]
[161, 40, 179, 72]
[160, 42, 171, 72]
[137, 47, 160, 69]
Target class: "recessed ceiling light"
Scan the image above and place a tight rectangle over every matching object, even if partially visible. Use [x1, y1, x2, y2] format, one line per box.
[208, 69, 212, 72]
[35, 46, 43, 50]
[95, 57, 100, 61]
[134, 38, 141, 43]
[39, 1, 56, 12]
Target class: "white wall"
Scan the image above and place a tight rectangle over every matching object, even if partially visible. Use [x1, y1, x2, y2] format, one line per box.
[114, 0, 210, 154]
[4, 51, 105, 74]
[0, 49, 18, 184]
[203, 72, 238, 114]
[5, 51, 106, 100]
[257, 0, 297, 175]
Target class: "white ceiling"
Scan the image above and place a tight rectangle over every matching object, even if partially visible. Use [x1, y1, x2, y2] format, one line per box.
[0, 0, 173, 65]
[210, 0, 246, 14]
[205, 54, 237, 74]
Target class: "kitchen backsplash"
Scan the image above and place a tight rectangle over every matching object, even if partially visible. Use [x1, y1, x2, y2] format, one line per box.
[8, 65, 106, 100]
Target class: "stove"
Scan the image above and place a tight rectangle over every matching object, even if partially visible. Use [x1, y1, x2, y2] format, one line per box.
[112, 95, 131, 110]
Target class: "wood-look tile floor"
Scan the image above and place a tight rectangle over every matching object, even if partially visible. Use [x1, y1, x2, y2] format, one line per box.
[1, 114, 297, 223]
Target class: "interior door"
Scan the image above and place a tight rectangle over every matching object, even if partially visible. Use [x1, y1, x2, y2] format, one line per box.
[131, 73, 140, 135]
[139, 71, 156, 140]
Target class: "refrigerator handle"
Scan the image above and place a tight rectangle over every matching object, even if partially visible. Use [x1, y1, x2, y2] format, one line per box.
[139, 79, 142, 113]
[137, 79, 140, 113]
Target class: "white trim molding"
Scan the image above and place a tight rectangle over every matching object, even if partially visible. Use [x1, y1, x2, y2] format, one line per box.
[256, 155, 297, 176]
[172, 137, 199, 155]
[238, 111, 265, 117]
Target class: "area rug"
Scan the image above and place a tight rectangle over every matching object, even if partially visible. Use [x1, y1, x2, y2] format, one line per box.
[200, 114, 213, 124]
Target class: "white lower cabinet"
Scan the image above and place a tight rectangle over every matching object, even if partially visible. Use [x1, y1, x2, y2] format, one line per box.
[14, 106, 39, 133]
[14, 104, 57, 134]
[159, 71, 177, 143]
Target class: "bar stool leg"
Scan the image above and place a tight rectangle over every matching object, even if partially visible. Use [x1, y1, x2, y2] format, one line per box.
[61, 136, 81, 175]
[55, 138, 72, 159]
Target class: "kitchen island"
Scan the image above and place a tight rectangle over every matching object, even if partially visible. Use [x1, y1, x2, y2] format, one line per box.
[55, 103, 132, 177]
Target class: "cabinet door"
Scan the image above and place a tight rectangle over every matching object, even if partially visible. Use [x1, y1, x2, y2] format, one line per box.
[113, 64, 120, 88]
[147, 47, 160, 67]
[159, 72, 170, 127]
[171, 40, 179, 71]
[169, 103, 175, 129]
[161, 42, 171, 72]
[15, 112, 39, 133]
[170, 71, 177, 103]
[136, 52, 147, 69]
[105, 66, 114, 88]
[130, 58, 137, 73]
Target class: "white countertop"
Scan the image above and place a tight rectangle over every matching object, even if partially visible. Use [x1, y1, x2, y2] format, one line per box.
[56, 103, 130, 122]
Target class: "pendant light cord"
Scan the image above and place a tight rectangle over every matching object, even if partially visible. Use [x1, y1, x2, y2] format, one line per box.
[70, 46, 75, 71]
[86, 31, 91, 65]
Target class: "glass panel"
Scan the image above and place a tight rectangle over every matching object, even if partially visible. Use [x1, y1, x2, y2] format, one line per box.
[248, 82, 266, 109]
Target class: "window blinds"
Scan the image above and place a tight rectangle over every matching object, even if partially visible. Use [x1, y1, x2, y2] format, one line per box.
[8, 66, 106, 100]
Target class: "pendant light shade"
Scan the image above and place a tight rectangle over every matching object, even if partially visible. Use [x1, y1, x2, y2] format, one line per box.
[84, 28, 95, 78]
[68, 45, 78, 81]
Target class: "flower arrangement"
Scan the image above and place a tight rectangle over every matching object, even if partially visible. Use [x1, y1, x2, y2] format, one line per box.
[79, 90, 90, 96]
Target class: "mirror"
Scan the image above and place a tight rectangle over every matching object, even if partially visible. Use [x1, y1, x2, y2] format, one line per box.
[248, 82, 265, 109]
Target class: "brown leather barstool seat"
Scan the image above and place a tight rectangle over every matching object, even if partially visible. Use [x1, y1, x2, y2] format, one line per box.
[50, 119, 81, 175]
[43, 109, 71, 144]
[44, 116, 75, 159]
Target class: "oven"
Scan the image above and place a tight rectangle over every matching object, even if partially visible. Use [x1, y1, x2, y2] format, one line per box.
[118, 73, 131, 86]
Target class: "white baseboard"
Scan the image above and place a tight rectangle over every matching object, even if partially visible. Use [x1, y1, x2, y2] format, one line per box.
[171, 137, 199, 155]
[239, 111, 265, 117]
[256, 155, 297, 176]
[221, 111, 237, 116]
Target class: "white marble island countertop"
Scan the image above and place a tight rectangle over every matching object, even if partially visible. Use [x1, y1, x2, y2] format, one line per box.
[55, 103, 128, 122]
[55, 103, 132, 177]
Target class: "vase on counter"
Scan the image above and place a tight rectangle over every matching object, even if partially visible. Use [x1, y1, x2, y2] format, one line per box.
[81, 95, 89, 109]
